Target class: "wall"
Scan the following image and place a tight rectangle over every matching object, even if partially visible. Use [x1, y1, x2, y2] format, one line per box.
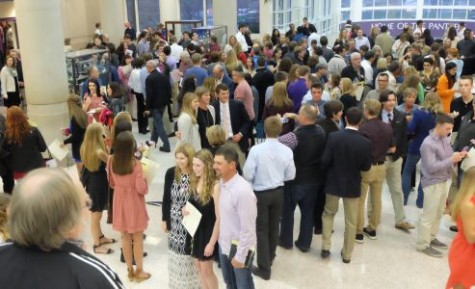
[0, 2, 15, 18]
[60, 0, 100, 49]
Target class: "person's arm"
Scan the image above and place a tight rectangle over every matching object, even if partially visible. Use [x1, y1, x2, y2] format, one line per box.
[134, 160, 148, 195]
[278, 132, 298, 150]
[63, 117, 83, 146]
[420, 142, 454, 175]
[234, 187, 257, 265]
[145, 77, 153, 109]
[34, 128, 47, 152]
[284, 149, 296, 181]
[461, 200, 475, 244]
[436, 75, 455, 105]
[204, 183, 220, 257]
[106, 157, 115, 189]
[242, 148, 257, 184]
[162, 167, 174, 232]
[237, 102, 251, 138]
[321, 135, 333, 169]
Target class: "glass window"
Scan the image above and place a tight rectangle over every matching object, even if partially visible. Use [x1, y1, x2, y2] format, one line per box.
[402, 9, 417, 18]
[403, 0, 418, 5]
[387, 10, 402, 18]
[454, 0, 468, 4]
[453, 9, 467, 19]
[277, 0, 284, 10]
[423, 9, 438, 18]
[362, 10, 373, 19]
[341, 11, 351, 21]
[126, 0, 136, 30]
[388, 0, 403, 5]
[424, 0, 439, 4]
[363, 0, 374, 6]
[470, 0, 475, 5]
[470, 9, 475, 19]
[440, 0, 453, 5]
[374, 10, 386, 18]
[341, 0, 351, 7]
[181, 0, 203, 21]
[206, 0, 213, 25]
[375, 0, 387, 6]
[237, 0, 260, 33]
[439, 9, 452, 18]
[138, 0, 160, 31]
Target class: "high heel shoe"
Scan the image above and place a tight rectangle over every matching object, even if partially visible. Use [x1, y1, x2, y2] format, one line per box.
[134, 269, 151, 283]
[127, 267, 135, 282]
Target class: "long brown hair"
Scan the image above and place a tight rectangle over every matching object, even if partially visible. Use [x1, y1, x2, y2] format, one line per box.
[190, 149, 216, 205]
[181, 93, 198, 124]
[451, 167, 475, 222]
[174, 143, 195, 182]
[269, 82, 293, 109]
[0, 194, 10, 241]
[80, 123, 107, 172]
[67, 94, 88, 129]
[111, 131, 135, 175]
[110, 112, 132, 147]
[6, 106, 31, 145]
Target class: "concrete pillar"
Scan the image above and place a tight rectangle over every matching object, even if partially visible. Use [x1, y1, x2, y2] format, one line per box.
[259, 0, 273, 37]
[350, 0, 362, 22]
[160, 0, 181, 22]
[15, 0, 69, 145]
[100, 0, 125, 44]
[213, 0, 237, 36]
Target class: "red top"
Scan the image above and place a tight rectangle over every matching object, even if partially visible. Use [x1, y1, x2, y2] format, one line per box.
[446, 196, 475, 289]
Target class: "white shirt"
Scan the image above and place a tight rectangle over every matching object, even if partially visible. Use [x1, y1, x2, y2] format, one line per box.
[414, 27, 425, 36]
[458, 27, 466, 40]
[170, 43, 184, 59]
[95, 29, 102, 36]
[307, 32, 321, 48]
[236, 31, 248, 52]
[355, 36, 371, 50]
[128, 68, 143, 93]
[220, 101, 233, 138]
[361, 59, 374, 85]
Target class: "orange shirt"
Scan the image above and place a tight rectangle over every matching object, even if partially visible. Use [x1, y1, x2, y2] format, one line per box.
[436, 74, 455, 114]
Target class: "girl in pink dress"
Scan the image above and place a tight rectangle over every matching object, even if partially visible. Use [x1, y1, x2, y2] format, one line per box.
[82, 79, 105, 124]
[107, 131, 151, 283]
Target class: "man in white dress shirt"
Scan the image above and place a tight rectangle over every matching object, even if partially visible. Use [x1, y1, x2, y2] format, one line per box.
[236, 24, 249, 53]
[169, 36, 184, 59]
[355, 29, 371, 50]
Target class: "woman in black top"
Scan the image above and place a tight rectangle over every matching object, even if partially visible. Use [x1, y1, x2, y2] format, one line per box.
[63, 94, 87, 173]
[195, 87, 215, 149]
[3, 106, 47, 180]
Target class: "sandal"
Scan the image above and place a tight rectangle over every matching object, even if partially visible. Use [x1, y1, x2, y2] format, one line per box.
[99, 234, 117, 245]
[134, 269, 151, 283]
[93, 244, 114, 255]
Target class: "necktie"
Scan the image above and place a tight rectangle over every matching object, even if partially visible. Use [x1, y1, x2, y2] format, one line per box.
[221, 103, 232, 138]
[387, 112, 392, 124]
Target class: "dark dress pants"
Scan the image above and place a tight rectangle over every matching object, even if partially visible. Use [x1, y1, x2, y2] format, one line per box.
[313, 182, 326, 234]
[279, 181, 318, 249]
[255, 187, 284, 275]
[134, 92, 147, 133]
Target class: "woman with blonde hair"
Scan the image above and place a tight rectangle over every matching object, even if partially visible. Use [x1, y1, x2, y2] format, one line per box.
[203, 77, 217, 102]
[177, 92, 201, 151]
[402, 92, 444, 208]
[205, 125, 227, 155]
[63, 94, 88, 172]
[184, 149, 220, 289]
[107, 131, 150, 282]
[80, 122, 115, 254]
[339, 77, 357, 123]
[225, 49, 240, 75]
[287, 64, 301, 84]
[262, 82, 294, 135]
[162, 143, 200, 289]
[446, 167, 475, 289]
[224, 35, 238, 54]
[3, 106, 47, 180]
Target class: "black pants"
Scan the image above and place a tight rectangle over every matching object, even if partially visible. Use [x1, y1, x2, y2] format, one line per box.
[313, 182, 326, 234]
[256, 187, 284, 275]
[135, 93, 147, 133]
[0, 159, 14, 194]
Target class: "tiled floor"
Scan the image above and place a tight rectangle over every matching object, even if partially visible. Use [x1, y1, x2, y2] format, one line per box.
[83, 125, 452, 289]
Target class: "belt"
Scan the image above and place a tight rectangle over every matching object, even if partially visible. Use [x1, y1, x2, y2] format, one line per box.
[254, 186, 284, 194]
[372, 161, 385, 166]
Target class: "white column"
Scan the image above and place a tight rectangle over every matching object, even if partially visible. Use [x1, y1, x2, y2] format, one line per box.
[213, 0, 237, 36]
[100, 0, 125, 44]
[260, 0, 273, 36]
[160, 0, 181, 22]
[350, 0, 363, 21]
[15, 0, 69, 145]
[416, 0, 424, 19]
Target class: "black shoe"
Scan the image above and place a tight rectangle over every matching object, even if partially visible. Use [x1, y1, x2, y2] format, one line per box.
[355, 234, 364, 244]
[321, 249, 331, 259]
[139, 130, 150, 134]
[251, 266, 270, 280]
[294, 241, 309, 253]
[314, 228, 322, 235]
[450, 225, 458, 232]
[159, 146, 171, 153]
[277, 240, 293, 250]
[167, 132, 176, 137]
[363, 227, 377, 240]
[341, 251, 351, 264]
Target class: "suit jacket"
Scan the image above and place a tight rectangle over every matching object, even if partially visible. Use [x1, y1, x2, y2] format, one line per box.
[322, 129, 372, 198]
[381, 109, 407, 161]
[145, 70, 171, 110]
[212, 99, 251, 152]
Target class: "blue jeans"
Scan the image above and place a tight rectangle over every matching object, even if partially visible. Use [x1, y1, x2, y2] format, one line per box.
[219, 248, 255, 289]
[402, 153, 424, 208]
[279, 181, 318, 249]
[151, 108, 170, 149]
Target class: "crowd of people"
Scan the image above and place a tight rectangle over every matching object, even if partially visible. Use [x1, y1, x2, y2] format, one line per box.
[0, 17, 474, 289]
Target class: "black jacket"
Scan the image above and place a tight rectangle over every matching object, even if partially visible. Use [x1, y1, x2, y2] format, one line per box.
[162, 167, 175, 230]
[63, 117, 86, 160]
[252, 68, 275, 121]
[318, 118, 340, 136]
[293, 124, 326, 184]
[3, 127, 47, 172]
[145, 70, 171, 110]
[322, 129, 372, 198]
[381, 109, 407, 161]
[212, 99, 251, 152]
[341, 65, 365, 83]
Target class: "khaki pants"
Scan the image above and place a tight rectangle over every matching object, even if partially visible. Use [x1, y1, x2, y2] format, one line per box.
[357, 164, 386, 234]
[385, 156, 407, 224]
[322, 194, 359, 260]
[416, 181, 448, 250]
